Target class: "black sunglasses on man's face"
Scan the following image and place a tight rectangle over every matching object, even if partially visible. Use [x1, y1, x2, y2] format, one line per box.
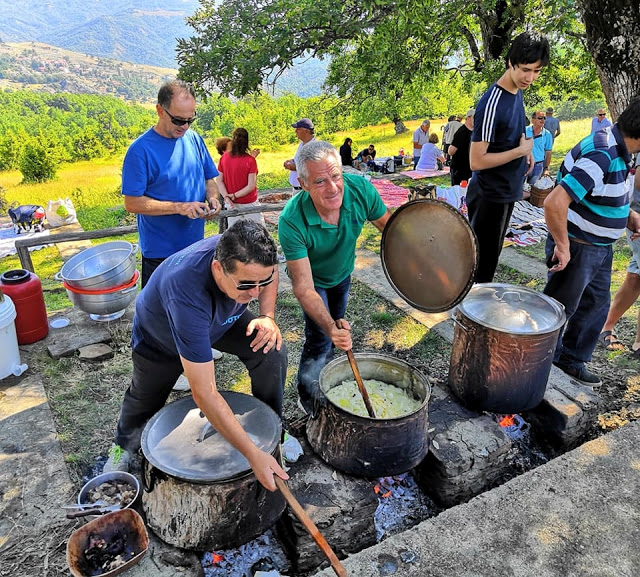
[163, 108, 197, 126]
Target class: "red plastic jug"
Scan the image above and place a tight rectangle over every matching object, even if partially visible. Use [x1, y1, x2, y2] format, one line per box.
[0, 269, 49, 344]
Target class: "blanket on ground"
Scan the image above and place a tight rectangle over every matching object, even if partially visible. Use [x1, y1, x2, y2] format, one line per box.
[503, 201, 548, 247]
[401, 167, 450, 179]
[370, 179, 409, 208]
[0, 224, 51, 259]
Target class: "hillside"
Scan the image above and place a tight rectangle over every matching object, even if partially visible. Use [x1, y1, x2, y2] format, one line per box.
[0, 42, 176, 102]
[0, 0, 328, 97]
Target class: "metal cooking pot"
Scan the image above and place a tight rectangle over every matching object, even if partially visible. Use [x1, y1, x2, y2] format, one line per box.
[64, 270, 139, 315]
[448, 283, 566, 413]
[306, 353, 431, 477]
[140, 393, 285, 551]
[55, 241, 138, 290]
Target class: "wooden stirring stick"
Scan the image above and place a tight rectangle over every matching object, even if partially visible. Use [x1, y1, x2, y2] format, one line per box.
[275, 476, 348, 577]
[346, 350, 376, 418]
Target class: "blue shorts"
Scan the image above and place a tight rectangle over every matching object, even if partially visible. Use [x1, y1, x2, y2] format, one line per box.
[627, 228, 640, 275]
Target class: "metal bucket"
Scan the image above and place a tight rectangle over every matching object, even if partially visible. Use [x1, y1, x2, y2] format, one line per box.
[306, 353, 431, 477]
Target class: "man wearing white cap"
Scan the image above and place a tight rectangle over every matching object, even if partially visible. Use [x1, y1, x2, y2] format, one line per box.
[284, 118, 315, 192]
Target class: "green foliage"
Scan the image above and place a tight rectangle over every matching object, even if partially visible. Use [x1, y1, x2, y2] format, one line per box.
[19, 137, 61, 183]
[0, 91, 154, 171]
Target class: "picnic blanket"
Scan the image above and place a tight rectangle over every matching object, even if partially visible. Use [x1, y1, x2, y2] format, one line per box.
[370, 179, 409, 208]
[401, 167, 450, 179]
[0, 224, 51, 259]
[504, 201, 548, 247]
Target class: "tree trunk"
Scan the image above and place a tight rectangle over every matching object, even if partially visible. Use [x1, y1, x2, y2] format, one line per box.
[394, 119, 408, 134]
[579, 0, 640, 119]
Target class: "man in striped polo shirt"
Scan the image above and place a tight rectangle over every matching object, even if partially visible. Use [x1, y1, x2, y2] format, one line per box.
[543, 97, 640, 386]
[468, 32, 550, 282]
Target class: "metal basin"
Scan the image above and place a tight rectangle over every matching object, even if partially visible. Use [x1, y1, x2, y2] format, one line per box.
[64, 271, 139, 315]
[55, 241, 138, 290]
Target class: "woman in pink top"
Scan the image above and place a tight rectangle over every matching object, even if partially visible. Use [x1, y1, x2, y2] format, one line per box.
[216, 128, 264, 227]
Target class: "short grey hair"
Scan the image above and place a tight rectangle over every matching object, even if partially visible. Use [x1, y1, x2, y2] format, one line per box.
[296, 140, 342, 184]
[421, 119, 431, 126]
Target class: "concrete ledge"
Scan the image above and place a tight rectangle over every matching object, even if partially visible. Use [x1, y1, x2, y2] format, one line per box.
[316, 420, 640, 577]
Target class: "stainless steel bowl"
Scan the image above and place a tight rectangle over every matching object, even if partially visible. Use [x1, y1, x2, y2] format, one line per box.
[77, 471, 140, 510]
[65, 281, 138, 316]
[55, 241, 138, 290]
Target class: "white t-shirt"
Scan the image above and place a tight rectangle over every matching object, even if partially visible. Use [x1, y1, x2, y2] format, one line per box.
[289, 137, 315, 187]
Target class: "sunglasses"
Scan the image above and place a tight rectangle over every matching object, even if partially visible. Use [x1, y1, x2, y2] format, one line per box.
[163, 107, 197, 126]
[535, 116, 545, 120]
[228, 267, 275, 291]
[598, 113, 606, 117]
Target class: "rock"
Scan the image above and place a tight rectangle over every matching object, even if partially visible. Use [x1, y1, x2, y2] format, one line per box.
[78, 343, 114, 362]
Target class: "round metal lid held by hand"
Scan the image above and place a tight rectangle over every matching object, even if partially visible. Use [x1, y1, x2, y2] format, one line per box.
[458, 283, 566, 335]
[380, 199, 478, 312]
[141, 392, 281, 483]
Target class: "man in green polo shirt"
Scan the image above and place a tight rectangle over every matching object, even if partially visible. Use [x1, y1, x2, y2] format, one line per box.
[279, 140, 391, 413]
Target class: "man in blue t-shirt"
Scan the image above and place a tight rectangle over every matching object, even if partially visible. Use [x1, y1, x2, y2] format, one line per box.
[104, 221, 289, 492]
[543, 97, 640, 387]
[122, 80, 222, 287]
[468, 32, 550, 282]
[525, 110, 554, 185]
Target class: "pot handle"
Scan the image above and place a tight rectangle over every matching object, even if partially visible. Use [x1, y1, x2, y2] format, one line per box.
[121, 284, 139, 295]
[451, 317, 468, 332]
[141, 455, 156, 493]
[54, 271, 64, 282]
[494, 290, 523, 303]
[130, 244, 139, 256]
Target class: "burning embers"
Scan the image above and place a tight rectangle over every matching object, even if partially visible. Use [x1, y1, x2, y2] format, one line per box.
[201, 530, 288, 577]
[374, 473, 437, 542]
[494, 413, 530, 440]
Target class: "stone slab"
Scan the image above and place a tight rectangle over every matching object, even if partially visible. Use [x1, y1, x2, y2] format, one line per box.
[315, 420, 640, 577]
[78, 343, 115, 362]
[278, 433, 378, 575]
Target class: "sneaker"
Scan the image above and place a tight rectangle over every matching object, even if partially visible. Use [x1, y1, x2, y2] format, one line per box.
[277, 253, 286, 264]
[103, 444, 132, 473]
[211, 348, 223, 360]
[297, 397, 309, 415]
[172, 374, 191, 391]
[553, 362, 602, 387]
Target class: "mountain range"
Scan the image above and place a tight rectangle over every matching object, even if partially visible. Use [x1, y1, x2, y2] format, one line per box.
[0, 0, 326, 97]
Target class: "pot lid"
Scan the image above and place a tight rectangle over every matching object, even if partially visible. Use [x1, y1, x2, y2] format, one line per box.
[380, 199, 478, 312]
[458, 283, 566, 334]
[141, 392, 281, 483]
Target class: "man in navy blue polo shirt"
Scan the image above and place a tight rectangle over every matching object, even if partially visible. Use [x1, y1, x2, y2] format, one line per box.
[468, 32, 550, 283]
[104, 221, 289, 492]
[543, 97, 640, 386]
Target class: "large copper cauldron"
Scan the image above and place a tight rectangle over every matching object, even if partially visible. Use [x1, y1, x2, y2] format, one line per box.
[140, 393, 285, 551]
[306, 353, 431, 477]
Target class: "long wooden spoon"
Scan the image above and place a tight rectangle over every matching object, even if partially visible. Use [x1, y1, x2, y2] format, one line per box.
[275, 476, 348, 577]
[346, 349, 376, 418]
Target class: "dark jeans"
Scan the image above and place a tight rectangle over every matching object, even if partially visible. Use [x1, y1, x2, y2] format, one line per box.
[413, 155, 420, 170]
[141, 256, 166, 289]
[115, 309, 287, 452]
[467, 191, 514, 283]
[297, 275, 351, 397]
[543, 235, 613, 371]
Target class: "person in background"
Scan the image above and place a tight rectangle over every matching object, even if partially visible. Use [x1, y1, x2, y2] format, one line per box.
[442, 115, 462, 165]
[104, 220, 289, 492]
[121, 79, 221, 288]
[525, 110, 554, 186]
[215, 136, 260, 159]
[544, 107, 561, 140]
[355, 144, 377, 171]
[278, 140, 392, 414]
[543, 97, 640, 386]
[599, 160, 640, 355]
[591, 109, 612, 133]
[415, 133, 446, 171]
[449, 109, 475, 186]
[467, 32, 550, 283]
[339, 138, 354, 167]
[284, 118, 315, 193]
[412, 120, 431, 169]
[216, 127, 265, 228]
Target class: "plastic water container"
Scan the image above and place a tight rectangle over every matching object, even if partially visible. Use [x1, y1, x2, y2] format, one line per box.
[0, 291, 23, 380]
[0, 269, 49, 344]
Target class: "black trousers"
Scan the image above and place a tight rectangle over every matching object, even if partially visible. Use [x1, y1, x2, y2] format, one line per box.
[141, 256, 166, 289]
[114, 309, 287, 452]
[467, 192, 514, 283]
